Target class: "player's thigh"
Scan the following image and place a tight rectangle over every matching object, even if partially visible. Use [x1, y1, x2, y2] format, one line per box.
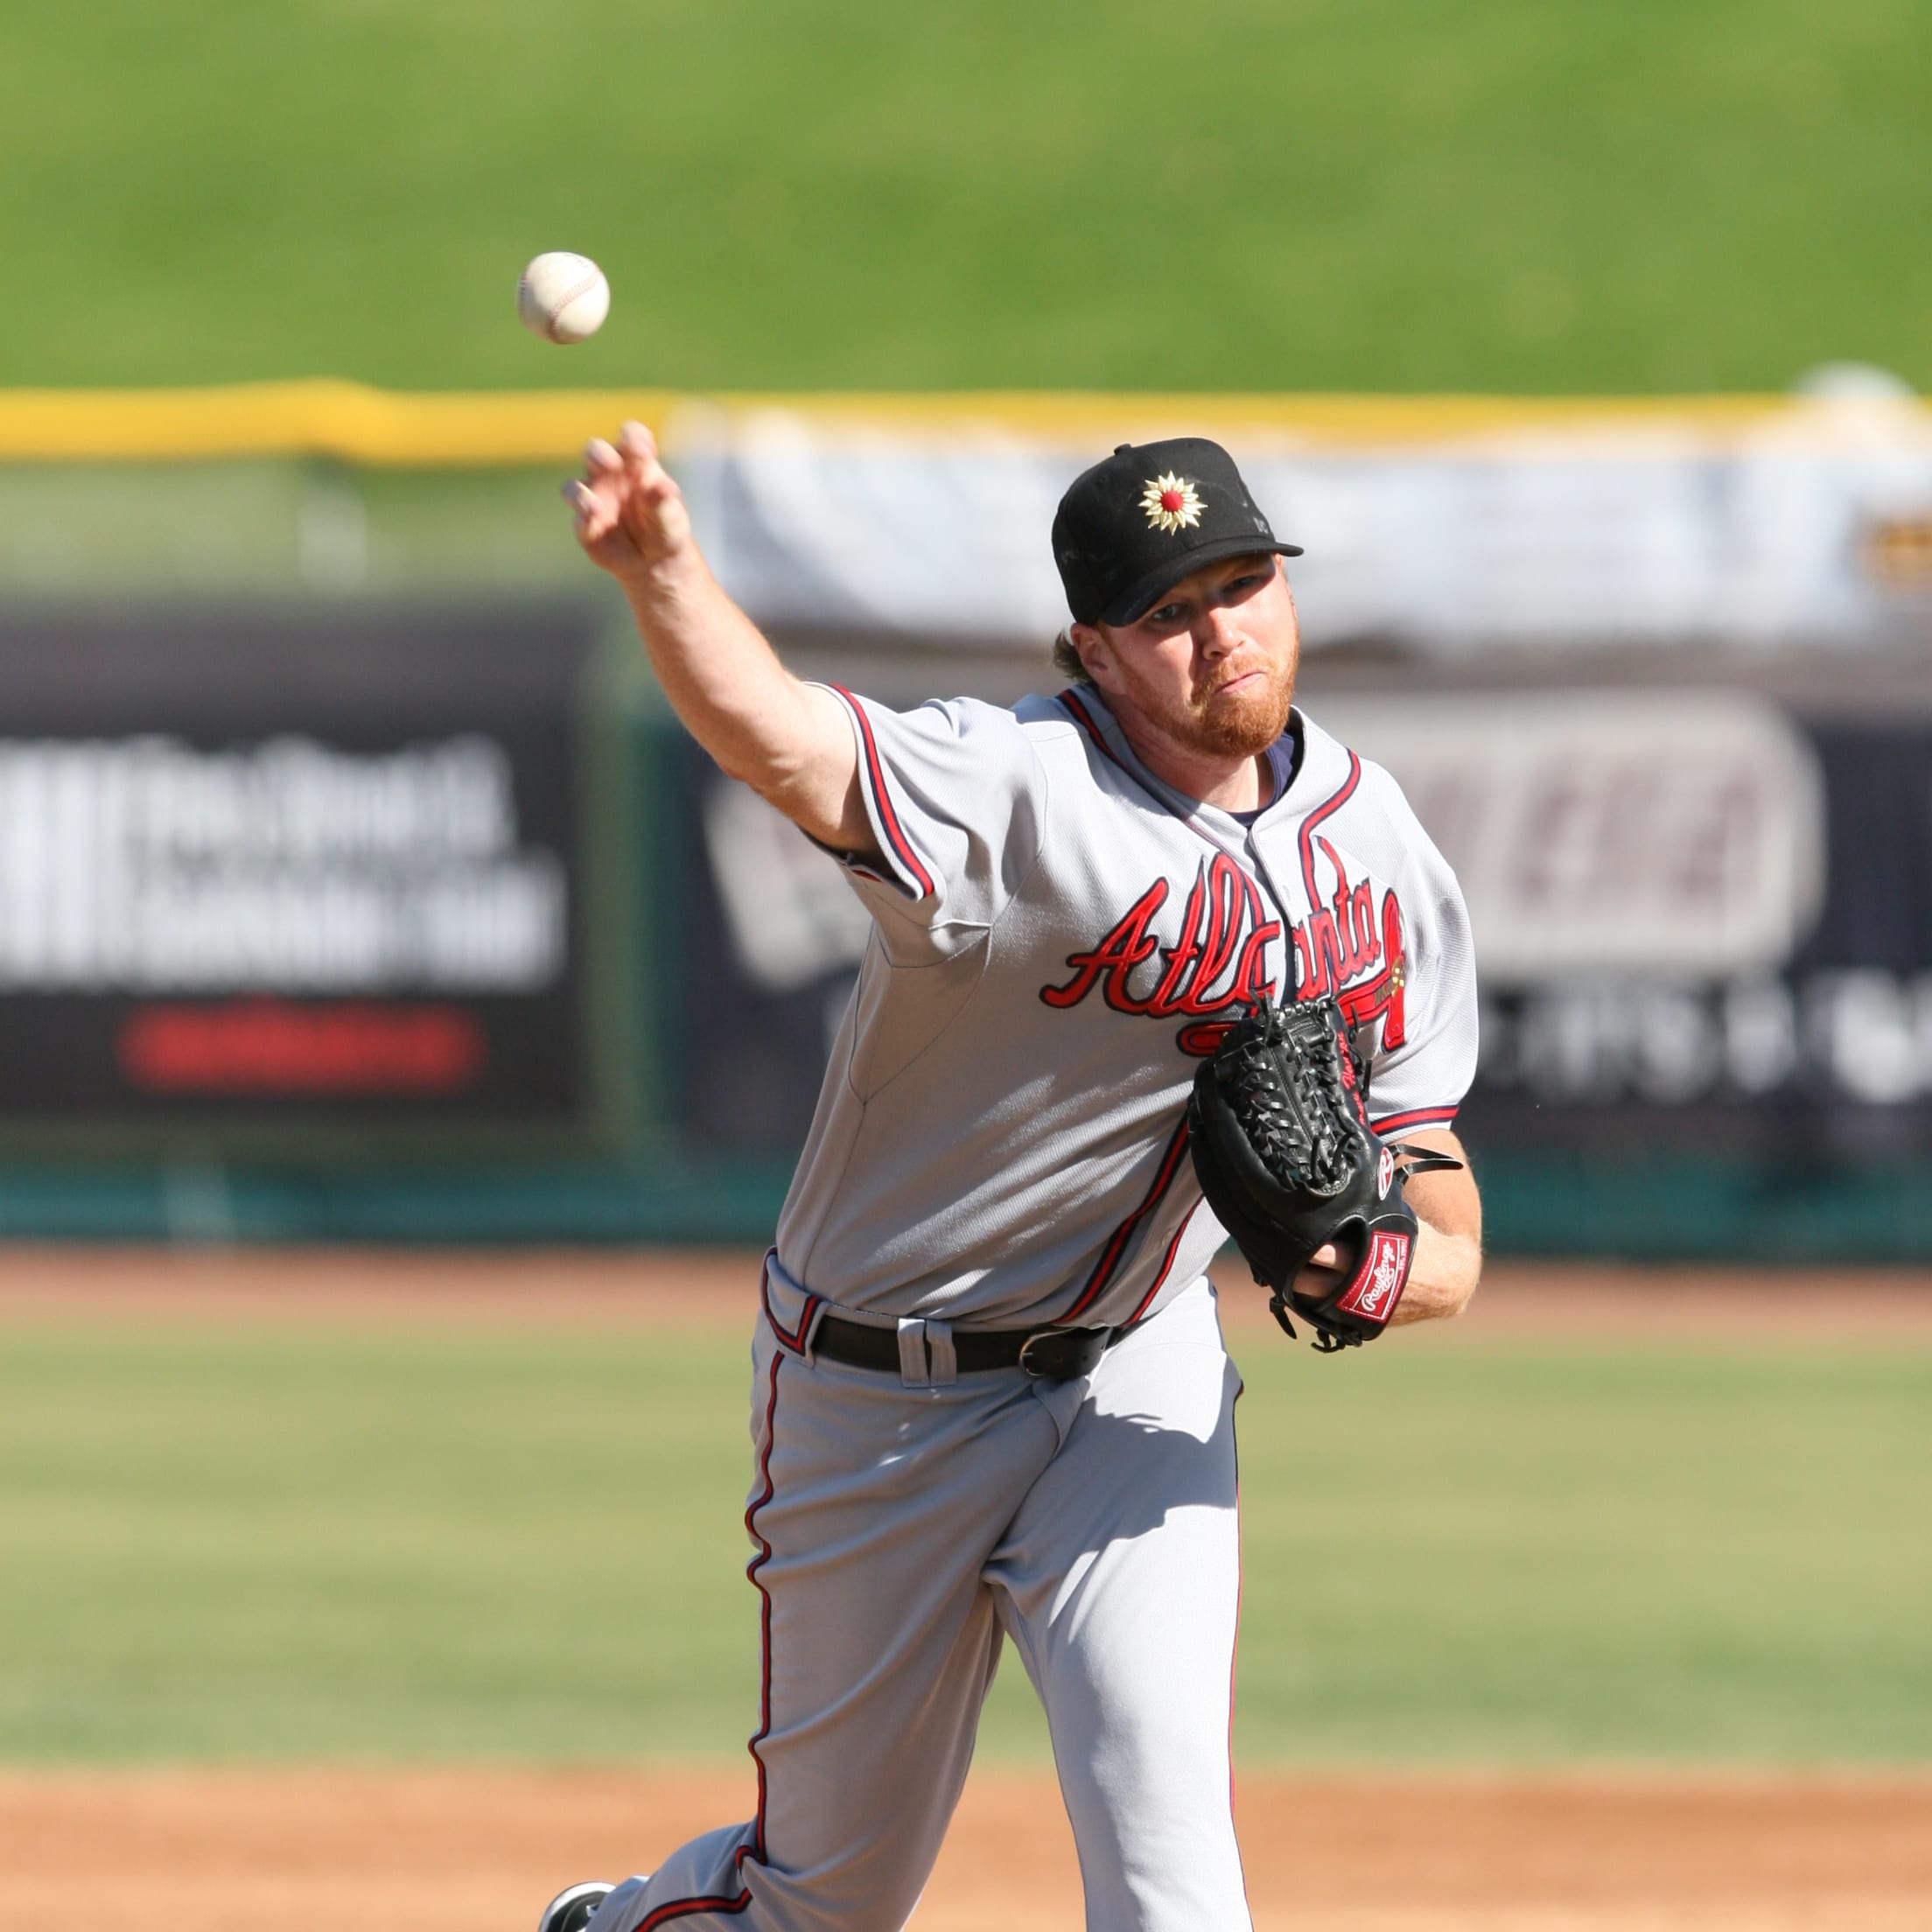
[743, 1328, 1057, 1904]
[993, 1284, 1242, 1751]
[987, 1286, 1248, 1924]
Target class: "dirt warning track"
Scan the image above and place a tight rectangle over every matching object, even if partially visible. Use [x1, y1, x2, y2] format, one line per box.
[5, 1768, 1930, 1930]
[0, 1244, 1928, 1339]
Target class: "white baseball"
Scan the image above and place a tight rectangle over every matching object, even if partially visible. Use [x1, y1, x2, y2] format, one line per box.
[516, 252, 611, 345]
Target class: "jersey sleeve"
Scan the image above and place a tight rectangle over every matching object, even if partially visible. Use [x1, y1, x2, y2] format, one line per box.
[1363, 790, 1478, 1138]
[815, 686, 1049, 960]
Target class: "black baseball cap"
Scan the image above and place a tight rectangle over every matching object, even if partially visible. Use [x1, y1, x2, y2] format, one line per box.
[1052, 437, 1302, 626]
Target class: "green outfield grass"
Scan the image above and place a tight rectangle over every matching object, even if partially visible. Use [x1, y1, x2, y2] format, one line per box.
[2, 1312, 1928, 1768]
[0, 2, 1927, 393]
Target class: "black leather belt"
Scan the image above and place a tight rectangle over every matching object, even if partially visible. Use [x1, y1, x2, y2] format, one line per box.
[811, 1312, 1120, 1382]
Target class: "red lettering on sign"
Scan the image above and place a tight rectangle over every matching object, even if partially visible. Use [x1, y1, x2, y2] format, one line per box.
[118, 1000, 486, 1096]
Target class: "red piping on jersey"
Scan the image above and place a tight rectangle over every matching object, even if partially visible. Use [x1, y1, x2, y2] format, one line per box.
[1057, 689, 1266, 867]
[1061, 689, 1342, 951]
[829, 683, 935, 900]
[1296, 751, 1362, 929]
[1369, 1104, 1459, 1136]
[1055, 690, 1287, 1024]
[1123, 1198, 1200, 1327]
[1060, 1113, 1194, 1323]
[636, 1872, 755, 1924]
[1056, 688, 1124, 773]
[636, 1351, 784, 1927]
[759, 1249, 822, 1354]
[743, 1351, 782, 1867]
[1228, 1382, 1252, 1919]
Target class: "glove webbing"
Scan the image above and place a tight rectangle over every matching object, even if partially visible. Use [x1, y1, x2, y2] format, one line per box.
[1223, 1012, 1362, 1198]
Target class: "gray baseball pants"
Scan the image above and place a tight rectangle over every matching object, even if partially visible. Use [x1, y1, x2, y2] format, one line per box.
[588, 1277, 1250, 1932]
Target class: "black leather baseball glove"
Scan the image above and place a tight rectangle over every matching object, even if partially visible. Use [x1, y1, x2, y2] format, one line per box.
[1186, 992, 1461, 1352]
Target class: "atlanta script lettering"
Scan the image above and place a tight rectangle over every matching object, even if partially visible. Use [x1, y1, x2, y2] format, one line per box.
[1040, 850, 1410, 1054]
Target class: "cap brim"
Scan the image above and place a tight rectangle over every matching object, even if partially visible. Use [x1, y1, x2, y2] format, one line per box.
[1101, 538, 1305, 626]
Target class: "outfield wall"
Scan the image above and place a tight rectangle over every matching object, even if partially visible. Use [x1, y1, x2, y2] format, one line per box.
[0, 389, 1928, 1255]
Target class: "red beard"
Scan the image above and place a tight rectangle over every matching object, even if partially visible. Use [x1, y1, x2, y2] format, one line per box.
[1180, 658, 1295, 759]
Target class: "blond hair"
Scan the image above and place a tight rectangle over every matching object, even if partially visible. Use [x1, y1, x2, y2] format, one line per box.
[1051, 626, 1092, 685]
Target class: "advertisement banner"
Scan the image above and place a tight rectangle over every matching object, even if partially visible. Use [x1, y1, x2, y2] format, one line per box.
[0, 600, 619, 1153]
[1321, 694, 1932, 1161]
[676, 396, 1932, 652]
[669, 689, 1932, 1169]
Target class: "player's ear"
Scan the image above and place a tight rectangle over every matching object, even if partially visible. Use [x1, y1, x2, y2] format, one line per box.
[1066, 621, 1116, 691]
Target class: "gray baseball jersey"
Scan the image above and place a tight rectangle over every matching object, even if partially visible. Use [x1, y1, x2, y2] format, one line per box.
[764, 682, 1476, 1338]
[583, 681, 1477, 1932]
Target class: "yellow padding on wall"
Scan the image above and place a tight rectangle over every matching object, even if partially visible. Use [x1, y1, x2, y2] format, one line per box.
[0, 382, 676, 466]
[0, 381, 1900, 466]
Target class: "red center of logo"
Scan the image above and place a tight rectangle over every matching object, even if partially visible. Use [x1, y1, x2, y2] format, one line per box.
[1160, 489, 1184, 513]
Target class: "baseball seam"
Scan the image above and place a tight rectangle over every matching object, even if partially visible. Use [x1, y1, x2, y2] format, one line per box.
[543, 270, 605, 342]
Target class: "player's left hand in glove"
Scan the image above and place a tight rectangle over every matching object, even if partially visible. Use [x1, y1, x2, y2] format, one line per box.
[1186, 992, 1462, 1352]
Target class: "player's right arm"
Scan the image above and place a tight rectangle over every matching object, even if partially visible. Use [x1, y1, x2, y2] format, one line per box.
[564, 420, 878, 861]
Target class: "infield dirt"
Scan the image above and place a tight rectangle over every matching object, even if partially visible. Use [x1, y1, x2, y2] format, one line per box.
[8, 1766, 1932, 1931]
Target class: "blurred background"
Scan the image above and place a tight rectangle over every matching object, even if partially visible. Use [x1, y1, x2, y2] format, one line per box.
[1, 1, 1928, 1252]
[1, 3, 1928, 1926]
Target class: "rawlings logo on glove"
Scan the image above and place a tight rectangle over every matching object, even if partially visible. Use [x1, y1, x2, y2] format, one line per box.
[1335, 1228, 1409, 1321]
[1186, 993, 1460, 1353]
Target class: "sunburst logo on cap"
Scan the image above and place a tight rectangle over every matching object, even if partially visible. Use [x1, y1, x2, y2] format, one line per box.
[1141, 472, 1204, 535]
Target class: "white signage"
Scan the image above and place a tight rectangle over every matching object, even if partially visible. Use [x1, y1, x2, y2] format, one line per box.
[671, 394, 1932, 649]
[0, 736, 565, 991]
[703, 780, 872, 994]
[1314, 691, 1827, 984]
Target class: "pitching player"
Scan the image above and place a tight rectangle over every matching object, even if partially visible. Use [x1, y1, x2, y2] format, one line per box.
[540, 428, 1482, 1932]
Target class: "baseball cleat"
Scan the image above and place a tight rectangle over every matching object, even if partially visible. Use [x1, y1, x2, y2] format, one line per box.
[537, 1880, 614, 1932]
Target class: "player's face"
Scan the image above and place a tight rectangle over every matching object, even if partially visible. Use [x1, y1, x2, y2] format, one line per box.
[1074, 555, 1299, 764]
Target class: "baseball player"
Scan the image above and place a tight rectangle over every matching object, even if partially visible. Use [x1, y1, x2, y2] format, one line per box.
[539, 428, 1482, 1932]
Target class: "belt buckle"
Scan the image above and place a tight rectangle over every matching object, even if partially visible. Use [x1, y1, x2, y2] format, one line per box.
[1017, 1327, 1107, 1382]
[1016, 1330, 1058, 1380]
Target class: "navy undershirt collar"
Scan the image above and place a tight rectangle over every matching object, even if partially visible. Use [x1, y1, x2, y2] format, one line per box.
[1228, 724, 1303, 826]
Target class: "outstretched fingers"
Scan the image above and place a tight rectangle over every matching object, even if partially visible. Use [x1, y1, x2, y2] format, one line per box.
[561, 476, 615, 548]
[616, 423, 675, 512]
[561, 422, 691, 573]
[563, 436, 634, 556]
[616, 422, 676, 505]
